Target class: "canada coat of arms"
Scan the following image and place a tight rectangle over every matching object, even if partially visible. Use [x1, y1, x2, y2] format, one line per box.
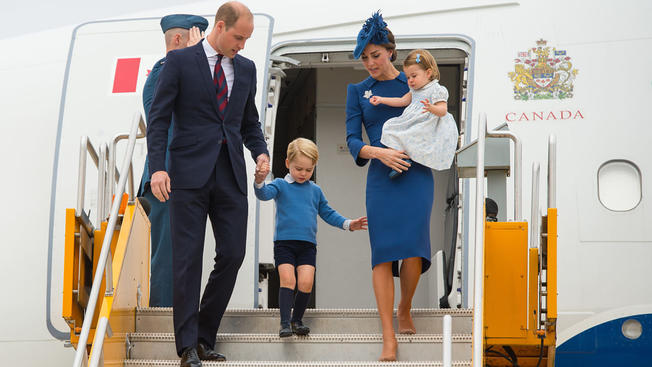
[508, 39, 579, 100]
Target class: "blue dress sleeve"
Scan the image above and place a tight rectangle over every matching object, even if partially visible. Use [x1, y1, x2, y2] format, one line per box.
[316, 186, 347, 229]
[345, 83, 369, 167]
[254, 178, 282, 201]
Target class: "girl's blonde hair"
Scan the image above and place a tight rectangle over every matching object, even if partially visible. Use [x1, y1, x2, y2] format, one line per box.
[287, 138, 319, 165]
[403, 49, 440, 81]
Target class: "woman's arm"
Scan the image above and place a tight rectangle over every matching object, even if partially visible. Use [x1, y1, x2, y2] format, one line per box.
[345, 84, 410, 173]
[369, 92, 411, 107]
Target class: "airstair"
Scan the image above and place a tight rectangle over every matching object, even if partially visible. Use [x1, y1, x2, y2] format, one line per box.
[62, 113, 556, 367]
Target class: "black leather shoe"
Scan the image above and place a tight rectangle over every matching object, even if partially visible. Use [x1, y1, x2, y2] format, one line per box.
[180, 347, 202, 367]
[279, 322, 293, 337]
[291, 320, 310, 336]
[197, 342, 226, 361]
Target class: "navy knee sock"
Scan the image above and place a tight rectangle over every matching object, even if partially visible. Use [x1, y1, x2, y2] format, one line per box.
[279, 287, 294, 325]
[291, 290, 311, 322]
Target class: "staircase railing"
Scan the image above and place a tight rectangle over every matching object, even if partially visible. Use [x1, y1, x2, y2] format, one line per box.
[72, 112, 146, 367]
[471, 113, 487, 367]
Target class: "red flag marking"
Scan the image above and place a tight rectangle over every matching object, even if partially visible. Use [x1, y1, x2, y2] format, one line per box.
[112, 58, 141, 93]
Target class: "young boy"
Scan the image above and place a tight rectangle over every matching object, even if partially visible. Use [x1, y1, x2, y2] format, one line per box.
[254, 138, 367, 337]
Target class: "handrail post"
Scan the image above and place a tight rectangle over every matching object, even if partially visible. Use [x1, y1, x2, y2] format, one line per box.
[128, 162, 135, 201]
[548, 135, 556, 208]
[443, 314, 452, 367]
[530, 162, 540, 250]
[72, 113, 143, 367]
[97, 144, 107, 226]
[108, 143, 116, 216]
[77, 137, 88, 217]
[471, 113, 487, 367]
[484, 129, 522, 221]
[88, 316, 110, 367]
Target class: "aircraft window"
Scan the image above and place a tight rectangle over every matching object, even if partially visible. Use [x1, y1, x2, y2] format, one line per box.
[597, 160, 642, 211]
[622, 319, 642, 340]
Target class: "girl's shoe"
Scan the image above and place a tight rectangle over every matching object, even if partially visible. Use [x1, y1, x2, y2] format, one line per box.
[291, 320, 310, 336]
[279, 322, 293, 337]
[388, 159, 413, 179]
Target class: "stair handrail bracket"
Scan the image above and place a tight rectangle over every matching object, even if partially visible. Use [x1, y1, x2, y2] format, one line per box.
[471, 113, 487, 367]
[76, 136, 99, 219]
[72, 112, 145, 367]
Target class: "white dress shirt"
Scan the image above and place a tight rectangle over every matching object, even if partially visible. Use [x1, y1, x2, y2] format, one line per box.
[202, 38, 234, 98]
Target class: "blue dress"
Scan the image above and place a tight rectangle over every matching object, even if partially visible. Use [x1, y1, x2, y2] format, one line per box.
[346, 72, 433, 275]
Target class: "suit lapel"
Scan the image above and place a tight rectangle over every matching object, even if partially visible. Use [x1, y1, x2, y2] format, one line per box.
[194, 42, 220, 116]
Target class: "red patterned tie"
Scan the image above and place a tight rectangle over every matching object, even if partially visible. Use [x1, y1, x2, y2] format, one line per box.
[213, 54, 228, 119]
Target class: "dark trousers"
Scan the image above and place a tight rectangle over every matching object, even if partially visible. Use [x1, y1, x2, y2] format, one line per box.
[144, 189, 173, 307]
[169, 144, 247, 356]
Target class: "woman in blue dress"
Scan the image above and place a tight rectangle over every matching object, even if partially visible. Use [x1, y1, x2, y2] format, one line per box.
[345, 12, 433, 361]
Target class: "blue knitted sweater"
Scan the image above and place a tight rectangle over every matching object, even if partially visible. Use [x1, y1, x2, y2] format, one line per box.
[254, 175, 347, 244]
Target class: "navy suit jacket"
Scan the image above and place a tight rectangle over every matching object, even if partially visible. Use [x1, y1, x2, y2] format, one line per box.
[147, 41, 268, 194]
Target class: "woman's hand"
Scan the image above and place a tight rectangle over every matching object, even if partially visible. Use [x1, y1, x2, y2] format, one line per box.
[372, 146, 411, 173]
[349, 216, 368, 231]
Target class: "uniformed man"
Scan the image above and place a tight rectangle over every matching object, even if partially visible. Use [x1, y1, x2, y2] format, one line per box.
[139, 14, 208, 307]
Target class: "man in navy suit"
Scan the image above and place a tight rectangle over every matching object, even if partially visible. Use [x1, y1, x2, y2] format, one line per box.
[146, 2, 270, 366]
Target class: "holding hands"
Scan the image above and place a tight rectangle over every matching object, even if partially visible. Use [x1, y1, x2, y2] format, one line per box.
[255, 154, 271, 184]
[349, 216, 368, 231]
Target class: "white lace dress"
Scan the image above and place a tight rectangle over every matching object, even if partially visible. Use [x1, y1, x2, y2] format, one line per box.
[380, 80, 458, 170]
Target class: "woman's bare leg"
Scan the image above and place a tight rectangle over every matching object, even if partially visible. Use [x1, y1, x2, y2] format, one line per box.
[372, 262, 398, 361]
[397, 257, 422, 334]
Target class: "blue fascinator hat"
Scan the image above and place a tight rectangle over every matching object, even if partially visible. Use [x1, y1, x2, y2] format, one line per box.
[353, 11, 390, 59]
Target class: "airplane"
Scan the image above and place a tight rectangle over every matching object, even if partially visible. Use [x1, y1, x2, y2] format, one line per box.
[1, 0, 650, 365]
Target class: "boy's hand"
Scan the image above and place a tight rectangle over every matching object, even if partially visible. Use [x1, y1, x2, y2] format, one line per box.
[369, 96, 382, 106]
[255, 161, 270, 184]
[349, 216, 368, 231]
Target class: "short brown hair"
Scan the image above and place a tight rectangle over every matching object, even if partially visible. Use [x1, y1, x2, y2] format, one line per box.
[215, 1, 252, 29]
[287, 138, 319, 165]
[403, 49, 440, 81]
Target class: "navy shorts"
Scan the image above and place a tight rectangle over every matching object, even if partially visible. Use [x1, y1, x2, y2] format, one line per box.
[274, 240, 317, 267]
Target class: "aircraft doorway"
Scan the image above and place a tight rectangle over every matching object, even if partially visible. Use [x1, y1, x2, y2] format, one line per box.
[264, 44, 468, 309]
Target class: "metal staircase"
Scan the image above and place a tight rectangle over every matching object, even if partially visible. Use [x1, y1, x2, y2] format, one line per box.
[124, 308, 473, 366]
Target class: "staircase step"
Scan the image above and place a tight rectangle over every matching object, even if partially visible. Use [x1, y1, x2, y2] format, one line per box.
[136, 308, 473, 334]
[128, 333, 472, 361]
[124, 360, 473, 366]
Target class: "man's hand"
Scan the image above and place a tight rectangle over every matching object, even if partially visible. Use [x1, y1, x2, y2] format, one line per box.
[187, 26, 204, 47]
[255, 154, 270, 182]
[150, 171, 171, 202]
[349, 216, 368, 231]
[255, 161, 270, 184]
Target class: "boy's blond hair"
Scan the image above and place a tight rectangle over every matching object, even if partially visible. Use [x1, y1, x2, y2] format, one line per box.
[287, 138, 319, 165]
[403, 49, 440, 81]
